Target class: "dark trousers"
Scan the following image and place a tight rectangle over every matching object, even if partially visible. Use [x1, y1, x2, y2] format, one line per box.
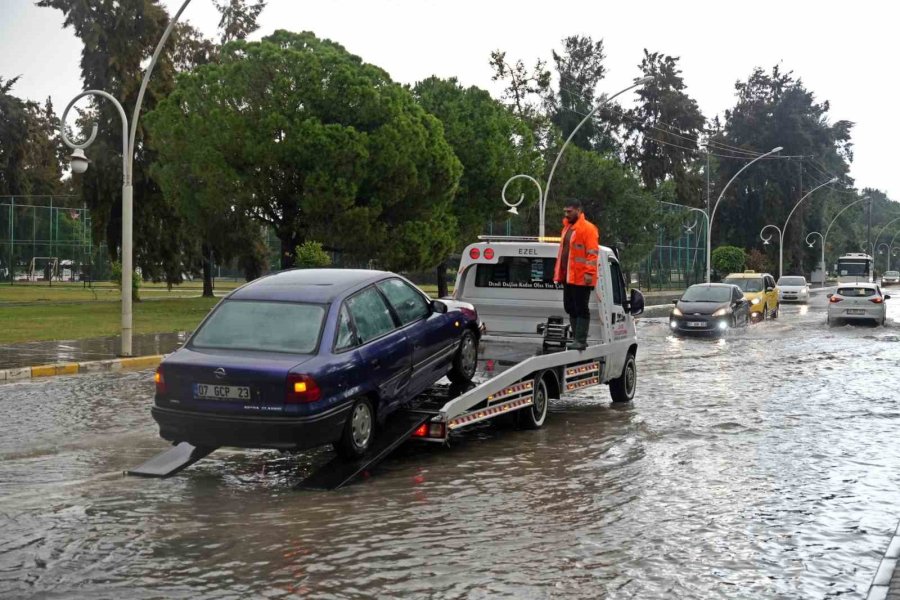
[563, 283, 592, 321]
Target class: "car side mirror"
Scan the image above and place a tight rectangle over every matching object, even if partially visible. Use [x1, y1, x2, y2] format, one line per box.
[672, 299, 678, 304]
[431, 299, 448, 314]
[885, 295, 892, 300]
[766, 286, 774, 292]
[628, 289, 645, 316]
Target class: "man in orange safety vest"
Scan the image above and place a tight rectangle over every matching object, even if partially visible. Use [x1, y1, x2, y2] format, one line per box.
[553, 199, 600, 350]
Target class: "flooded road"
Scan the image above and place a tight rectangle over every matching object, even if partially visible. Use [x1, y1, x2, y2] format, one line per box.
[2, 291, 900, 598]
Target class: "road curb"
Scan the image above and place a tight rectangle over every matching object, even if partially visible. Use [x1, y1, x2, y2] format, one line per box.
[867, 519, 900, 600]
[0, 354, 164, 382]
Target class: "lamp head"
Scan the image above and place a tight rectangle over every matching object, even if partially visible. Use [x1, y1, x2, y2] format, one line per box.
[829, 177, 838, 184]
[771, 146, 784, 153]
[636, 76, 655, 85]
[69, 148, 90, 174]
[808, 243, 815, 248]
[507, 206, 519, 215]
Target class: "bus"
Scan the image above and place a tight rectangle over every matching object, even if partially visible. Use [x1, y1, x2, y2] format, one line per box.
[835, 252, 874, 283]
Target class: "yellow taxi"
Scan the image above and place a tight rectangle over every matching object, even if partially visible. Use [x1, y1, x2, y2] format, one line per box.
[722, 271, 779, 321]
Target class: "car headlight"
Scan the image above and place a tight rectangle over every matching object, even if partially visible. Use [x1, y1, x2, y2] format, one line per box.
[672, 307, 683, 316]
[751, 298, 761, 305]
[711, 307, 728, 317]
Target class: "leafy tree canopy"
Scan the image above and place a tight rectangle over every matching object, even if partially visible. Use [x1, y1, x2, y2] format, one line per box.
[146, 30, 462, 272]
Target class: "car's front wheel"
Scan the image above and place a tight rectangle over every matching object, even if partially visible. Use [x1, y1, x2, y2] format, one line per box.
[448, 329, 478, 384]
[334, 398, 374, 460]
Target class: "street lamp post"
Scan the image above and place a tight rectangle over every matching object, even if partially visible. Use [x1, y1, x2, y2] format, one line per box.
[657, 200, 710, 283]
[767, 176, 837, 279]
[502, 76, 654, 238]
[805, 231, 825, 284]
[59, 0, 193, 356]
[760, 224, 782, 273]
[873, 216, 900, 257]
[706, 146, 783, 282]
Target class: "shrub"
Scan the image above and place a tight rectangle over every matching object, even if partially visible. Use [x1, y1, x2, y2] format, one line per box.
[712, 246, 746, 277]
[295, 241, 332, 269]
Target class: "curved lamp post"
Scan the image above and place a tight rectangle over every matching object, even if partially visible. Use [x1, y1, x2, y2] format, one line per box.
[873, 216, 900, 256]
[767, 176, 837, 278]
[760, 224, 782, 271]
[59, 0, 193, 356]
[502, 76, 654, 238]
[806, 231, 825, 283]
[706, 146, 783, 282]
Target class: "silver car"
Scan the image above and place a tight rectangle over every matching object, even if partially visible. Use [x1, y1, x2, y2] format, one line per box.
[881, 270, 899, 286]
[827, 283, 890, 326]
[777, 275, 810, 303]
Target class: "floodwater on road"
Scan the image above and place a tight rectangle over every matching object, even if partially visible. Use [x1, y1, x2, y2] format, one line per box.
[1, 292, 899, 598]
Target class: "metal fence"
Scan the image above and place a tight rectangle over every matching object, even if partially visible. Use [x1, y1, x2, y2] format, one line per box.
[0, 196, 111, 283]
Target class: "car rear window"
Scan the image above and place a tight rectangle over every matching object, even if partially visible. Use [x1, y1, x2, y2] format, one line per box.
[191, 300, 325, 353]
[723, 278, 764, 292]
[778, 277, 806, 286]
[837, 287, 875, 297]
[475, 257, 561, 290]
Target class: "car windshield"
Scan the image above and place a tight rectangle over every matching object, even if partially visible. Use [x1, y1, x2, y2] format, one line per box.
[836, 287, 876, 298]
[723, 278, 764, 292]
[680, 286, 732, 303]
[192, 300, 325, 354]
[885, 271, 899, 278]
[777, 277, 806, 286]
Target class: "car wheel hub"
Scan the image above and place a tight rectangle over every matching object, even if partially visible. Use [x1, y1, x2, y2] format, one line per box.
[350, 403, 372, 449]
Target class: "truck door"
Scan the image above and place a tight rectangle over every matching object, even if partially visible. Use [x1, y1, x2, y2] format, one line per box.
[607, 257, 630, 375]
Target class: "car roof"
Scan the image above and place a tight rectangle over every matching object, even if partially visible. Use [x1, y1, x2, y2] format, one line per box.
[229, 269, 394, 303]
[687, 283, 734, 288]
[724, 272, 769, 279]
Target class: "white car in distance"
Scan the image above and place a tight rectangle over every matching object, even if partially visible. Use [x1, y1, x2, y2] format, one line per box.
[827, 283, 890, 326]
[777, 275, 810, 303]
[882, 270, 899, 286]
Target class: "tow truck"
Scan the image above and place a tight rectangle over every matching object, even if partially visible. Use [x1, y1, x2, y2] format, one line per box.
[129, 236, 645, 489]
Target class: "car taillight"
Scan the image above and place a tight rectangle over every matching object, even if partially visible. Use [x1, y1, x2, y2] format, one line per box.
[469, 247, 481, 260]
[285, 373, 321, 403]
[829, 296, 843, 303]
[869, 297, 883, 304]
[483, 247, 494, 260]
[154, 366, 166, 395]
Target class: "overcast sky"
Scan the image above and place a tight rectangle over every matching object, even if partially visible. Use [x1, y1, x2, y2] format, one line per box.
[1, 0, 896, 199]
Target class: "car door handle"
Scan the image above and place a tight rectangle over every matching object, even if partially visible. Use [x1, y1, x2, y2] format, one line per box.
[370, 358, 381, 368]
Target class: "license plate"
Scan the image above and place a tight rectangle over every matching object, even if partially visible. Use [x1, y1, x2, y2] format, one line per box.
[687, 321, 706, 328]
[846, 309, 866, 315]
[194, 383, 251, 400]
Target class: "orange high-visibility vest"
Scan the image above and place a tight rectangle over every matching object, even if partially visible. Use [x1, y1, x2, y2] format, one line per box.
[553, 213, 600, 286]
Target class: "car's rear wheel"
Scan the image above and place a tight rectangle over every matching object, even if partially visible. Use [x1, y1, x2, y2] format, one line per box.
[519, 374, 550, 429]
[609, 352, 637, 403]
[448, 329, 478, 384]
[334, 398, 374, 460]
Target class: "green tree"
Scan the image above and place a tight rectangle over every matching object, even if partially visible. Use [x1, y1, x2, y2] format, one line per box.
[295, 241, 332, 268]
[214, 0, 266, 43]
[712, 246, 745, 277]
[413, 76, 541, 295]
[713, 66, 853, 274]
[146, 30, 462, 273]
[624, 50, 705, 205]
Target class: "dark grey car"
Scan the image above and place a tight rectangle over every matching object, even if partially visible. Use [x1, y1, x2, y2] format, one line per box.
[669, 284, 750, 336]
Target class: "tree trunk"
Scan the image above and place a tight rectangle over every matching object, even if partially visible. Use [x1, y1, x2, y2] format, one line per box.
[279, 232, 300, 270]
[201, 244, 214, 298]
[436, 261, 449, 298]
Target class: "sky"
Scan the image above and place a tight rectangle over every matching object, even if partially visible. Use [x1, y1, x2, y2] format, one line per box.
[1, 0, 897, 199]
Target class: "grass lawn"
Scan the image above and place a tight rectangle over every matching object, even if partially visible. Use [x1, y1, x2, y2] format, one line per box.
[0, 281, 242, 303]
[0, 297, 219, 344]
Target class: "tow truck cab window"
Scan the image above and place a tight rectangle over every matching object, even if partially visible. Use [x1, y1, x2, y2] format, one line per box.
[474, 256, 561, 290]
[377, 278, 429, 325]
[346, 287, 397, 344]
[609, 259, 625, 306]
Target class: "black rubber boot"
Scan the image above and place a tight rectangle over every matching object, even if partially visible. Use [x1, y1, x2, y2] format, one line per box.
[567, 318, 588, 350]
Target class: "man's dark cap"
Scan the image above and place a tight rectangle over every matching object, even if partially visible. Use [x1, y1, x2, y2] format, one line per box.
[564, 198, 583, 210]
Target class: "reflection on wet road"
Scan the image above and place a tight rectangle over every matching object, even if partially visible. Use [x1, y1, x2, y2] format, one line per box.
[2, 292, 899, 598]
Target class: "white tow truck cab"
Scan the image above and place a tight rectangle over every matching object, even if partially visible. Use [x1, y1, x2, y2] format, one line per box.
[400, 236, 645, 444]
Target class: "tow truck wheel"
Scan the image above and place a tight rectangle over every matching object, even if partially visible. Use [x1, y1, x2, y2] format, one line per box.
[519, 375, 550, 429]
[448, 329, 478, 384]
[334, 398, 374, 460]
[609, 353, 637, 403]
